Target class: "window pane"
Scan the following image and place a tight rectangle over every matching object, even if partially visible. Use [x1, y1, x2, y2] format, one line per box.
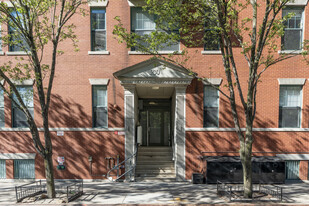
[13, 108, 27, 127]
[0, 89, 3, 107]
[0, 108, 4, 128]
[12, 86, 33, 128]
[93, 86, 107, 107]
[279, 86, 301, 107]
[13, 86, 33, 108]
[204, 107, 219, 127]
[91, 9, 106, 30]
[0, 24, 2, 51]
[91, 30, 106, 51]
[204, 86, 219, 107]
[279, 107, 300, 128]
[204, 29, 220, 51]
[158, 41, 180, 51]
[0, 89, 4, 128]
[94, 107, 108, 127]
[9, 11, 29, 52]
[0, 160, 5, 179]
[132, 8, 155, 30]
[283, 30, 302, 50]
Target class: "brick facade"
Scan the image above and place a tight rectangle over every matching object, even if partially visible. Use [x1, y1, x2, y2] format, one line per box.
[0, 0, 308, 181]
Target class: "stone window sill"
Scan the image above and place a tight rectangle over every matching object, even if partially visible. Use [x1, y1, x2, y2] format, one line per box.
[201, 50, 222, 55]
[278, 50, 303, 54]
[6, 51, 29, 56]
[88, 51, 110, 55]
[128, 51, 183, 55]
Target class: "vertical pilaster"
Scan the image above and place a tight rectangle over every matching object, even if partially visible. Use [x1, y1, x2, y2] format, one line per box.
[124, 86, 136, 181]
[174, 87, 186, 181]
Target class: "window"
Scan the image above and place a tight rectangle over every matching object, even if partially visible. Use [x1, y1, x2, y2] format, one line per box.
[204, 28, 220, 51]
[91, 8, 106, 51]
[204, 85, 219, 127]
[8, 11, 29, 52]
[14, 159, 35, 179]
[286, 160, 300, 180]
[0, 89, 4, 127]
[12, 86, 34, 128]
[204, 15, 220, 51]
[0, 160, 5, 179]
[92, 85, 107, 128]
[131, 7, 179, 51]
[279, 86, 302, 128]
[0, 24, 2, 51]
[282, 7, 304, 50]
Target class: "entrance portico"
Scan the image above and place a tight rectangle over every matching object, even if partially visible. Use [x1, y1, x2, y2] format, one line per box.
[114, 58, 193, 181]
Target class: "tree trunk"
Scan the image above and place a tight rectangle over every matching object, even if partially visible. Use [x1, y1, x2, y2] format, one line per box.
[44, 153, 56, 198]
[240, 147, 252, 198]
[240, 124, 253, 198]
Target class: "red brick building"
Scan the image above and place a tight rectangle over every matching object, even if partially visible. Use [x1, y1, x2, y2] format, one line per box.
[0, 0, 308, 182]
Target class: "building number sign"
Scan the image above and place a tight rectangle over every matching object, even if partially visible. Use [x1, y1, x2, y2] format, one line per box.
[151, 68, 161, 76]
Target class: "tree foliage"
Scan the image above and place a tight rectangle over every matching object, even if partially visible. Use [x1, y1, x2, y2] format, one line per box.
[0, 0, 86, 198]
[114, 0, 308, 197]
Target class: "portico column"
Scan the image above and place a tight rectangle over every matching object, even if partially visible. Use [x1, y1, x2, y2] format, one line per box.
[174, 86, 186, 181]
[124, 86, 136, 181]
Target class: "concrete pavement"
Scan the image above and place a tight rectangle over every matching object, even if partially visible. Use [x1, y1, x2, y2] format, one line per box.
[0, 180, 309, 205]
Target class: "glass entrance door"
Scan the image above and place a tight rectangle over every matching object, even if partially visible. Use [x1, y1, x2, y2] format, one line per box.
[139, 100, 171, 146]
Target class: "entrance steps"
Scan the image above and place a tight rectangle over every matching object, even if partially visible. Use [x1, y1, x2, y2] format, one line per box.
[135, 146, 176, 182]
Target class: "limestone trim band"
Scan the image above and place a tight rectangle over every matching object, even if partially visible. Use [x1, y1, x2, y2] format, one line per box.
[186, 128, 309, 132]
[0, 127, 125, 132]
[0, 153, 36, 159]
[276, 154, 309, 160]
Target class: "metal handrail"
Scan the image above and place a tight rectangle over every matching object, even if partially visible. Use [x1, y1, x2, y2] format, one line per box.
[107, 143, 139, 182]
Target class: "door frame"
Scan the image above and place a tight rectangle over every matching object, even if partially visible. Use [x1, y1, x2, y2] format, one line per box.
[139, 99, 172, 147]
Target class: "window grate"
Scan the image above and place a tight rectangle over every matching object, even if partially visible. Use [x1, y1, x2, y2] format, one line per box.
[14, 159, 35, 179]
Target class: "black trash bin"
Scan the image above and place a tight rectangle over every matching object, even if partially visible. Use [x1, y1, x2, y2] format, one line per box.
[192, 173, 204, 184]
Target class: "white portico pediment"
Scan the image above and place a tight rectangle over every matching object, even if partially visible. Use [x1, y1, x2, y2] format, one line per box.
[113, 58, 194, 86]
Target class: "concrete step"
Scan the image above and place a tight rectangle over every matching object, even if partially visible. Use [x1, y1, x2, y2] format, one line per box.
[136, 161, 174, 166]
[138, 147, 172, 152]
[137, 156, 173, 161]
[136, 169, 175, 174]
[135, 173, 176, 178]
[135, 177, 176, 182]
[136, 164, 174, 170]
[137, 151, 173, 156]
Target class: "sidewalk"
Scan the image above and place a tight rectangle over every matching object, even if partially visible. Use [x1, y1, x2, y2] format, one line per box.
[1, 180, 309, 205]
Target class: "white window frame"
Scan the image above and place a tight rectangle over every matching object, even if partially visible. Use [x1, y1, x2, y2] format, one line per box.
[282, 6, 305, 51]
[279, 85, 302, 128]
[92, 85, 108, 128]
[130, 7, 180, 52]
[203, 85, 220, 128]
[12, 86, 34, 128]
[90, 8, 107, 52]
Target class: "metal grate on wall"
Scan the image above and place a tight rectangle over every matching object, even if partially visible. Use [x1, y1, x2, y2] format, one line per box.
[286, 160, 300, 180]
[14, 159, 35, 179]
[0, 160, 6, 179]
